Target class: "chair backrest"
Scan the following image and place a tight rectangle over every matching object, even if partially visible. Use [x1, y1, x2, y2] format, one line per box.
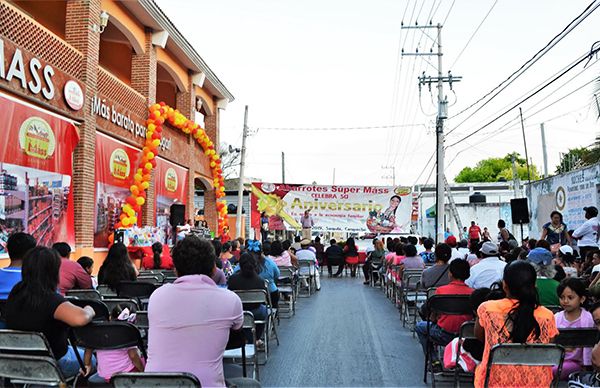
[485, 343, 564, 387]
[160, 270, 176, 278]
[71, 321, 146, 358]
[66, 289, 102, 301]
[0, 329, 53, 357]
[278, 267, 295, 278]
[135, 276, 162, 286]
[66, 297, 110, 321]
[97, 284, 117, 298]
[427, 294, 472, 316]
[404, 274, 421, 290]
[546, 305, 562, 314]
[234, 289, 268, 305]
[164, 276, 177, 284]
[459, 321, 476, 339]
[135, 311, 149, 330]
[0, 353, 66, 386]
[555, 328, 600, 348]
[103, 298, 140, 313]
[111, 372, 200, 387]
[139, 271, 165, 281]
[117, 281, 157, 299]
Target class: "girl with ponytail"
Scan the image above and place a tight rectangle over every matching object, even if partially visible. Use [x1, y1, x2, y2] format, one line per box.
[152, 242, 163, 269]
[474, 260, 558, 387]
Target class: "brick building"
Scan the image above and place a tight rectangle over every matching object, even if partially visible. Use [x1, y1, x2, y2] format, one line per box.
[0, 0, 233, 263]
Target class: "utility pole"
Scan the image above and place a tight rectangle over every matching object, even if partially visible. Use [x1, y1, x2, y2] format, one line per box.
[511, 154, 521, 197]
[236, 105, 248, 238]
[519, 107, 532, 193]
[402, 23, 461, 243]
[381, 165, 396, 186]
[540, 123, 548, 178]
[281, 152, 285, 183]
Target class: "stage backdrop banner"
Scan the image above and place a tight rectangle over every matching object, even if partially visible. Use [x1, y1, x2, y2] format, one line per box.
[94, 132, 142, 247]
[250, 183, 412, 233]
[154, 157, 188, 237]
[0, 93, 78, 253]
[527, 163, 600, 238]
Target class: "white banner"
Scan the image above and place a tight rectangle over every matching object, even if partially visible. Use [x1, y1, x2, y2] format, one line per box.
[250, 183, 413, 233]
[528, 163, 600, 238]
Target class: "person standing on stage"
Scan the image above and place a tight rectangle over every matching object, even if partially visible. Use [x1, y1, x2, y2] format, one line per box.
[468, 221, 482, 248]
[300, 210, 314, 240]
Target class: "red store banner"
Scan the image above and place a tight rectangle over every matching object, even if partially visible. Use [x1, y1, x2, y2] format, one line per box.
[94, 132, 142, 247]
[0, 92, 78, 253]
[154, 156, 188, 242]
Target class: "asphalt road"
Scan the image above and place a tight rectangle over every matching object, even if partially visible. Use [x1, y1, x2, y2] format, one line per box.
[260, 274, 427, 387]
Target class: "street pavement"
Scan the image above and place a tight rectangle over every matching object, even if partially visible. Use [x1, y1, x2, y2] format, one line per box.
[260, 273, 428, 387]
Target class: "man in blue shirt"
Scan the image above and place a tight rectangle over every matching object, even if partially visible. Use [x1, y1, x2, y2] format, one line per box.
[0, 232, 37, 299]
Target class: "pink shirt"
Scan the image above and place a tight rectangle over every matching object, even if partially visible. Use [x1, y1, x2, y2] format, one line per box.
[58, 258, 93, 295]
[273, 251, 292, 267]
[97, 348, 138, 381]
[554, 309, 594, 366]
[146, 275, 243, 387]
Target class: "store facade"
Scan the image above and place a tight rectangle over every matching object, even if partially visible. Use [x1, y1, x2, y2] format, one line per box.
[0, 0, 233, 262]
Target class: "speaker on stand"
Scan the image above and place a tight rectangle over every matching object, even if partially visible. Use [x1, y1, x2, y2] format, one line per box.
[170, 204, 186, 244]
[510, 198, 530, 241]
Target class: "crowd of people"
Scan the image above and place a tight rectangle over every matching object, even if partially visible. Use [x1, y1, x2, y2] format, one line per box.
[0, 228, 326, 386]
[361, 205, 600, 386]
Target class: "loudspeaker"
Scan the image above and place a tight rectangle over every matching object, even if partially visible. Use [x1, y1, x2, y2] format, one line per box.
[114, 229, 126, 245]
[170, 204, 186, 226]
[510, 198, 530, 224]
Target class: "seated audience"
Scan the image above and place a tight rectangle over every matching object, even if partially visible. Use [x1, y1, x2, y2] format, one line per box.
[77, 256, 98, 288]
[325, 239, 344, 277]
[554, 278, 593, 380]
[314, 236, 326, 267]
[416, 259, 474, 371]
[343, 238, 359, 277]
[231, 240, 241, 263]
[98, 243, 137, 291]
[0, 232, 36, 300]
[363, 239, 386, 285]
[466, 242, 506, 289]
[53, 242, 92, 294]
[296, 239, 321, 291]
[400, 244, 425, 271]
[228, 253, 269, 348]
[218, 242, 234, 278]
[5, 247, 96, 378]
[142, 242, 174, 270]
[528, 247, 560, 307]
[421, 243, 452, 289]
[282, 239, 299, 267]
[270, 240, 294, 267]
[419, 238, 435, 264]
[556, 245, 578, 278]
[474, 261, 558, 387]
[146, 235, 243, 387]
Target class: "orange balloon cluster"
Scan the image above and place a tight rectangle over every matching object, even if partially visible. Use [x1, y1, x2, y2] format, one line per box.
[116, 102, 229, 235]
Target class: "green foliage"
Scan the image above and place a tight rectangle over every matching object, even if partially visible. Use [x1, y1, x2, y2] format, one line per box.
[555, 147, 600, 174]
[455, 153, 540, 183]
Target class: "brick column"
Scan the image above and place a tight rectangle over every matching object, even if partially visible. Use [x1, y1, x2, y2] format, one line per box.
[65, 0, 101, 250]
[204, 104, 219, 150]
[188, 174, 196, 222]
[132, 29, 157, 227]
[203, 104, 220, 234]
[204, 188, 217, 232]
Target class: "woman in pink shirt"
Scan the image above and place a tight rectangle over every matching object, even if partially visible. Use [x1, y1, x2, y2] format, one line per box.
[270, 240, 292, 267]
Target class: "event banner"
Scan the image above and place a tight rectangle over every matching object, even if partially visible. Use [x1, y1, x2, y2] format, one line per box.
[154, 157, 188, 243]
[250, 183, 412, 233]
[528, 163, 600, 237]
[94, 132, 142, 247]
[0, 93, 78, 254]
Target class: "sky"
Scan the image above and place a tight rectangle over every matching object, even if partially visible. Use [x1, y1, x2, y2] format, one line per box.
[157, 0, 600, 187]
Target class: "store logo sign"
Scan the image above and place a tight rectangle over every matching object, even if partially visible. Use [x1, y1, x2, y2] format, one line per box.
[109, 149, 130, 180]
[64, 80, 83, 111]
[165, 168, 178, 192]
[18, 117, 56, 159]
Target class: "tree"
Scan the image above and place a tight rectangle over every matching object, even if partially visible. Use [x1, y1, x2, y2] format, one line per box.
[555, 147, 600, 174]
[454, 153, 540, 183]
[219, 143, 240, 179]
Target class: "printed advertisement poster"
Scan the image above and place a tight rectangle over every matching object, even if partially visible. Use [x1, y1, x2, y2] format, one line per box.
[94, 132, 142, 247]
[527, 163, 600, 238]
[154, 157, 188, 244]
[250, 183, 412, 233]
[0, 93, 78, 254]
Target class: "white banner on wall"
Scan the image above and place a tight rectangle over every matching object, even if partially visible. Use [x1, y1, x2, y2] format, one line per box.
[528, 163, 600, 237]
[250, 183, 413, 233]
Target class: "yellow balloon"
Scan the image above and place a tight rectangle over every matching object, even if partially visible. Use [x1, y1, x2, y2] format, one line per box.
[147, 152, 154, 160]
[136, 197, 145, 206]
[141, 181, 149, 189]
[145, 163, 152, 170]
[122, 217, 131, 226]
[130, 216, 137, 225]
[152, 139, 160, 147]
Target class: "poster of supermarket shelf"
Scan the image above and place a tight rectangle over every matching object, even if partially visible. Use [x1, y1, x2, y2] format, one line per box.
[0, 162, 72, 254]
[94, 182, 132, 248]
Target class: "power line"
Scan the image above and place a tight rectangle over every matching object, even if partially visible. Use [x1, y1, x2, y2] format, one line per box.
[446, 44, 600, 148]
[256, 123, 426, 131]
[449, 0, 498, 70]
[446, 0, 600, 124]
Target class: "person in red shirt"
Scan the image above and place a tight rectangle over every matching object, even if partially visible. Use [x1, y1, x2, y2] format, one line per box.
[468, 221, 482, 248]
[52, 242, 93, 295]
[415, 259, 474, 371]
